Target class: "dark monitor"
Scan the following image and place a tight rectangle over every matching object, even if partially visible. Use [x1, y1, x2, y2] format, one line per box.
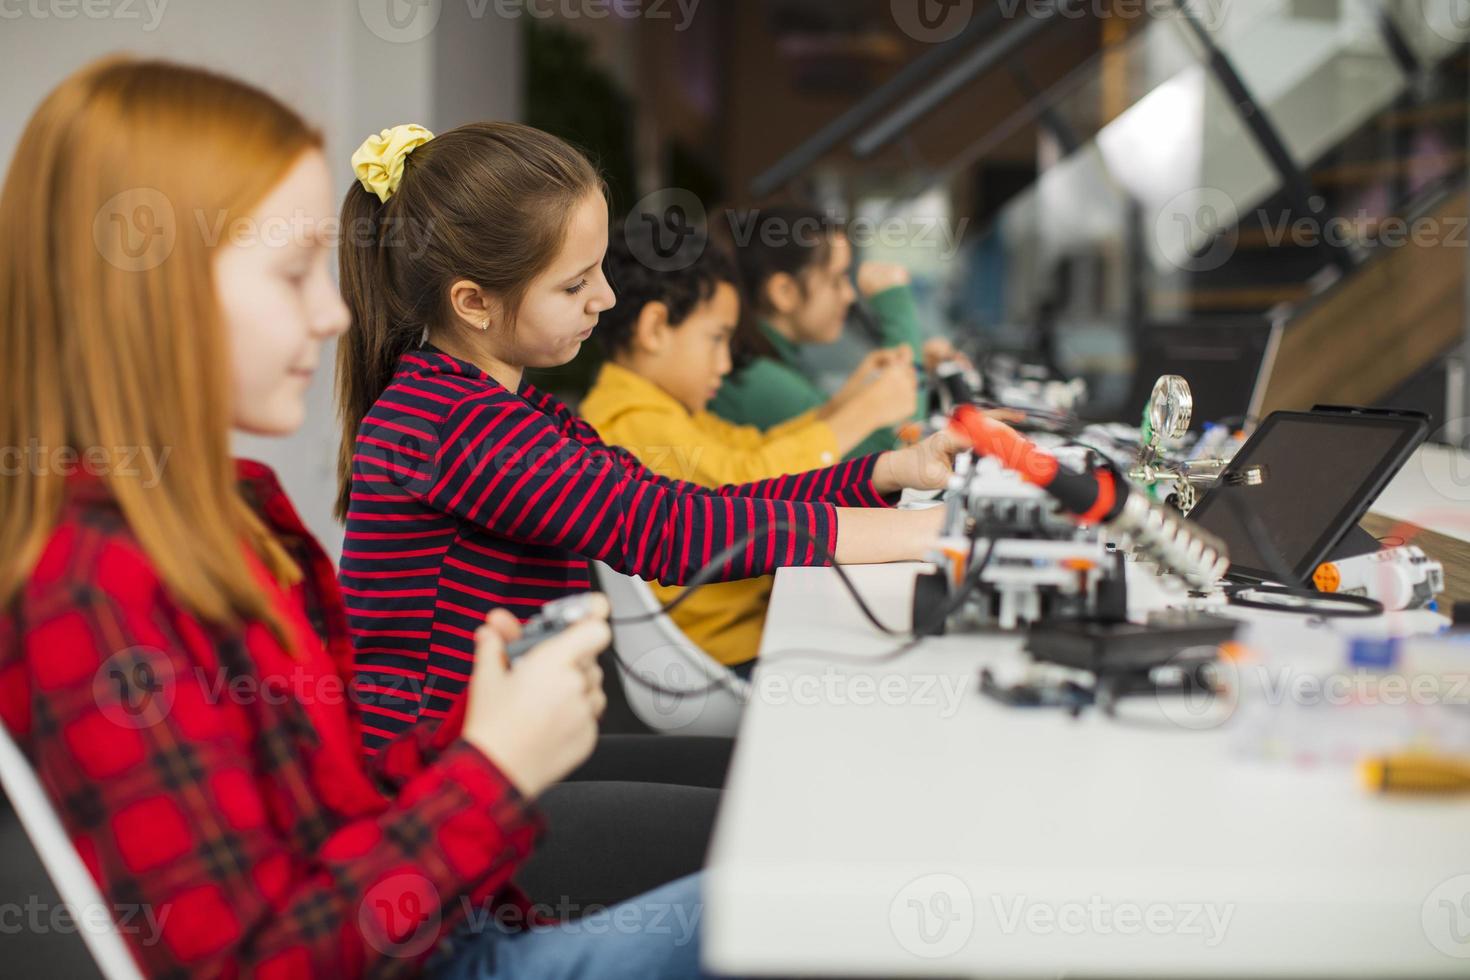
[1187, 408, 1429, 583]
[1121, 319, 1282, 430]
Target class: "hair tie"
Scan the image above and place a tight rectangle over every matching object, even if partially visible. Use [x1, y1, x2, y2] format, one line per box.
[351, 124, 434, 203]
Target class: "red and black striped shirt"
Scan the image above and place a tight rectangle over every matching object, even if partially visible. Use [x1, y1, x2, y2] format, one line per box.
[341, 346, 889, 751]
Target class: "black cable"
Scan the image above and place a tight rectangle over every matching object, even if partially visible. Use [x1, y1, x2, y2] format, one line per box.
[603, 519, 991, 694]
[1224, 585, 1383, 618]
[601, 521, 904, 697]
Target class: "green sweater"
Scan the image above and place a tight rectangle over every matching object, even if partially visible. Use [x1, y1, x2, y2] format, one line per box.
[710, 285, 925, 460]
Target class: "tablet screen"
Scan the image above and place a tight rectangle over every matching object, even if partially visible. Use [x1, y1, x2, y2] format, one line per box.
[1186, 412, 1427, 583]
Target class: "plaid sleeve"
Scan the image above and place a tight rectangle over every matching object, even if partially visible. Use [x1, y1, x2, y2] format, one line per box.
[367, 687, 469, 789]
[18, 582, 540, 978]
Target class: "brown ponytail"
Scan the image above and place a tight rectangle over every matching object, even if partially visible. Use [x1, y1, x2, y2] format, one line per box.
[334, 122, 605, 521]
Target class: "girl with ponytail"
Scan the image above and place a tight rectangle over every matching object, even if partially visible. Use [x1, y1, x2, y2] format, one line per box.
[336, 123, 970, 750]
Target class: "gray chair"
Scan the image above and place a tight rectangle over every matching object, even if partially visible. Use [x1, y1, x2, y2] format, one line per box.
[592, 561, 750, 737]
[0, 723, 144, 980]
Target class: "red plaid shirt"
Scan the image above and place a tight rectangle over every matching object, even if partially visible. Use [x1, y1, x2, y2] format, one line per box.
[0, 461, 544, 978]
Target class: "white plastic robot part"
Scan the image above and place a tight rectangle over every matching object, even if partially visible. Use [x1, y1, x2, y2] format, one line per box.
[1110, 492, 1230, 591]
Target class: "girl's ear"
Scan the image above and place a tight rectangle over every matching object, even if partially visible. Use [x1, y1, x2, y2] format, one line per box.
[632, 301, 672, 355]
[764, 272, 801, 316]
[448, 278, 503, 332]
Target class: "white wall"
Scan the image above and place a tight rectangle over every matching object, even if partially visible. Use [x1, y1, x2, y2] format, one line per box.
[0, 0, 522, 559]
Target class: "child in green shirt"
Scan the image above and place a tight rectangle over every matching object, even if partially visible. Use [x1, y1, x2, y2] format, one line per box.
[711, 206, 963, 458]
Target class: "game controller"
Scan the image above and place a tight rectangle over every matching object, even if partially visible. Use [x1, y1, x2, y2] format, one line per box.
[504, 593, 604, 663]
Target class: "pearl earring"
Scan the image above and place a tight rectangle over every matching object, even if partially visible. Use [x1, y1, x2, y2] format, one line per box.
[480, 318, 490, 331]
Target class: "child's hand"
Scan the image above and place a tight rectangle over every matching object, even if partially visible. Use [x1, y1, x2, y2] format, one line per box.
[829, 345, 913, 411]
[920, 337, 973, 374]
[856, 261, 911, 298]
[461, 599, 610, 799]
[855, 360, 920, 430]
[872, 426, 972, 494]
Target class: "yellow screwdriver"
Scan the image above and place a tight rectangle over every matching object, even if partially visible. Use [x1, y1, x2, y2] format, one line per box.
[1360, 754, 1470, 795]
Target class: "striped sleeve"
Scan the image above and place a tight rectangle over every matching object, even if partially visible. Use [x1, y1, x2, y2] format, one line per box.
[566, 416, 892, 509]
[408, 391, 845, 583]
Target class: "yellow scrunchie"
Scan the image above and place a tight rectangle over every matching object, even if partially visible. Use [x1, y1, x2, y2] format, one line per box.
[351, 124, 434, 203]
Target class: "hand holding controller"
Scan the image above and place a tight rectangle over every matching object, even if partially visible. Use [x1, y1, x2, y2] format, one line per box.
[505, 593, 606, 664]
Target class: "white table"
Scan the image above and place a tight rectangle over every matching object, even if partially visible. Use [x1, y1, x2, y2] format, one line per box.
[1375, 443, 1470, 542]
[704, 455, 1470, 977]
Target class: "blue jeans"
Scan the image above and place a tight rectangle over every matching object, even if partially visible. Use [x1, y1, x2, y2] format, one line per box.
[431, 874, 718, 980]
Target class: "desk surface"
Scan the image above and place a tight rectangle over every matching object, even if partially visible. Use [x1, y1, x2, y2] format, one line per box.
[705, 454, 1470, 977]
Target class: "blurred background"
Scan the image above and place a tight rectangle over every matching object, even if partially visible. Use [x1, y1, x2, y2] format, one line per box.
[4, 0, 1470, 554]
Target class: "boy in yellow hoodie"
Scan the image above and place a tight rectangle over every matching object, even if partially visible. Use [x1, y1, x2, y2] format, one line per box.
[583, 234, 920, 670]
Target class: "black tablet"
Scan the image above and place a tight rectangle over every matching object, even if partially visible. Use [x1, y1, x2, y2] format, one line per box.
[1186, 407, 1429, 584]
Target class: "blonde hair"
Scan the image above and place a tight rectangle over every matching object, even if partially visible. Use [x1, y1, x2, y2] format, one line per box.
[0, 57, 322, 638]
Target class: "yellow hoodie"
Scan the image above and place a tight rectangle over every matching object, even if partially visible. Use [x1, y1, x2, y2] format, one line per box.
[580, 362, 840, 666]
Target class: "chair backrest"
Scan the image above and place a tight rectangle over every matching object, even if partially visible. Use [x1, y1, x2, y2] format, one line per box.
[0, 724, 145, 980]
[592, 561, 749, 737]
